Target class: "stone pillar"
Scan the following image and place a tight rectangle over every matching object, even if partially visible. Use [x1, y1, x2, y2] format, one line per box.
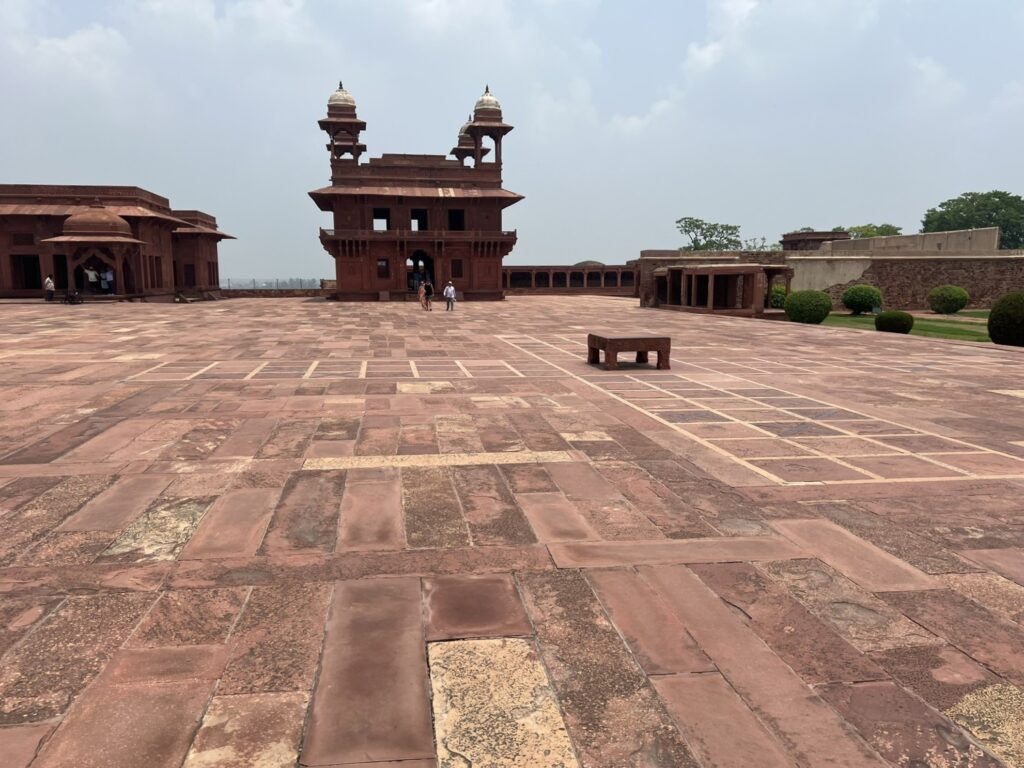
[707, 273, 715, 310]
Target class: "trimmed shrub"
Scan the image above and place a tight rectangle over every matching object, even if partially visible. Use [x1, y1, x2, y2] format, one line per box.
[875, 310, 914, 334]
[769, 284, 787, 309]
[927, 285, 970, 314]
[842, 284, 883, 315]
[988, 292, 1024, 346]
[784, 290, 832, 324]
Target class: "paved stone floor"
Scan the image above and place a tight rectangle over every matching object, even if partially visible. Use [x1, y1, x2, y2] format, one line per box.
[1, 295, 1024, 767]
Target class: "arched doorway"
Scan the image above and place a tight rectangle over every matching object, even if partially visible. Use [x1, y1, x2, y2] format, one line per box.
[406, 249, 434, 292]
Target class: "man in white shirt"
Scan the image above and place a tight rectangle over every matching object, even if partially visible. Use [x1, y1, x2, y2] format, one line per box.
[83, 266, 99, 293]
[443, 281, 456, 311]
[43, 274, 55, 302]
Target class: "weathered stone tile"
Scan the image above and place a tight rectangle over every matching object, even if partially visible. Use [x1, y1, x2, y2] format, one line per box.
[515, 491, 600, 543]
[0, 721, 56, 768]
[183, 692, 308, 768]
[354, 421, 400, 456]
[639, 564, 889, 768]
[771, 518, 936, 591]
[452, 464, 535, 546]
[429, 638, 578, 768]
[129, 587, 248, 646]
[0, 476, 61, 514]
[1, 418, 115, 464]
[100, 645, 227, 684]
[255, 419, 318, 459]
[58, 475, 172, 531]
[477, 419, 526, 452]
[181, 488, 279, 559]
[0, 592, 153, 723]
[518, 570, 699, 767]
[545, 461, 621, 500]
[759, 558, 941, 652]
[219, 582, 331, 694]
[402, 466, 469, 548]
[498, 462, 557, 493]
[869, 644, 998, 711]
[819, 680, 1000, 766]
[424, 574, 532, 641]
[940, 572, 1024, 623]
[571, 497, 665, 541]
[211, 416, 277, 458]
[0, 475, 113, 566]
[690, 562, 886, 684]
[652, 673, 792, 768]
[592, 461, 718, 538]
[879, 589, 1024, 685]
[315, 416, 360, 441]
[961, 548, 1024, 587]
[398, 423, 440, 455]
[587, 568, 712, 674]
[820, 503, 979, 574]
[159, 419, 239, 461]
[100, 496, 215, 563]
[435, 414, 486, 454]
[0, 595, 63, 656]
[549, 536, 804, 568]
[338, 466, 403, 551]
[302, 578, 434, 766]
[260, 470, 345, 554]
[15, 530, 113, 566]
[947, 684, 1024, 767]
[31, 681, 212, 768]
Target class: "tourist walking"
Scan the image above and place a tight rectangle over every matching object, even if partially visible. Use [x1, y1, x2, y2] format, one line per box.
[423, 280, 434, 311]
[443, 281, 456, 311]
[103, 267, 115, 294]
[418, 281, 427, 309]
[83, 266, 99, 293]
[43, 274, 54, 302]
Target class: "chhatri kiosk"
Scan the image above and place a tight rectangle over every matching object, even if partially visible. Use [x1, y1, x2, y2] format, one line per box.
[309, 83, 523, 301]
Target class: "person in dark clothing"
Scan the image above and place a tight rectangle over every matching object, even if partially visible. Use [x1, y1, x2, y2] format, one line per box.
[423, 280, 434, 311]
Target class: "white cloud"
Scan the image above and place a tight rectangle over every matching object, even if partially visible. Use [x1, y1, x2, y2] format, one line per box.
[908, 55, 964, 107]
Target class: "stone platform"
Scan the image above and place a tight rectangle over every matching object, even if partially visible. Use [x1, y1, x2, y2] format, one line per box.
[1, 296, 1023, 767]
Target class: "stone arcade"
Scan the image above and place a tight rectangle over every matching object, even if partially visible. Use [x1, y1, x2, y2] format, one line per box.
[310, 83, 523, 301]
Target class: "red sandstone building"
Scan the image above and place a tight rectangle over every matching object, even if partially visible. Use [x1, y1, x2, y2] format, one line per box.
[0, 185, 232, 300]
[310, 83, 522, 300]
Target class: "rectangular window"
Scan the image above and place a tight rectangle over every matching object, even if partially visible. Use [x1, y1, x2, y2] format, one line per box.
[155, 256, 164, 288]
[372, 208, 391, 231]
[451, 259, 463, 279]
[10, 254, 42, 289]
[377, 258, 390, 279]
[208, 262, 216, 286]
[447, 209, 466, 231]
[410, 209, 428, 231]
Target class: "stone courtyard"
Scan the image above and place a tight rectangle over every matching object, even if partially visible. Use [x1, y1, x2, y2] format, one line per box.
[1, 295, 1024, 767]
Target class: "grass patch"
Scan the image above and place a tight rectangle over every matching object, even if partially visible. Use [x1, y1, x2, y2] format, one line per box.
[956, 310, 990, 318]
[822, 313, 992, 342]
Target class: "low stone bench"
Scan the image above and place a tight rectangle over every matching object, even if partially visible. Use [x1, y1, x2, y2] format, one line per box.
[587, 333, 671, 371]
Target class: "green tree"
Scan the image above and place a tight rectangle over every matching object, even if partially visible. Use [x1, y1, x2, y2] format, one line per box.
[833, 223, 903, 239]
[676, 217, 742, 251]
[741, 236, 782, 251]
[921, 191, 1024, 249]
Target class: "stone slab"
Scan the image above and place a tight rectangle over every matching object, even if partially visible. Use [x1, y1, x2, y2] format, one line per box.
[771, 518, 936, 591]
[182, 692, 308, 768]
[638, 564, 889, 768]
[428, 638, 578, 767]
[548, 535, 805, 568]
[652, 673, 792, 768]
[301, 577, 434, 766]
[181, 488, 278, 559]
[423, 574, 532, 641]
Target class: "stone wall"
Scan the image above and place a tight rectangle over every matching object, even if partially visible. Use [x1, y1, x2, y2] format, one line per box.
[220, 289, 329, 298]
[790, 254, 1024, 309]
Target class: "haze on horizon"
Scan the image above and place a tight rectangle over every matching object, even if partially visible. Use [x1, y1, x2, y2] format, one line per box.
[2, 0, 1023, 279]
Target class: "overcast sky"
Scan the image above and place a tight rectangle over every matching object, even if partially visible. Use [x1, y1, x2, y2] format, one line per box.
[2, 0, 1023, 277]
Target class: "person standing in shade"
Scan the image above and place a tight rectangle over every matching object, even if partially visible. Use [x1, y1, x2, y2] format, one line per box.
[443, 281, 456, 311]
[83, 265, 99, 293]
[423, 280, 434, 311]
[103, 266, 115, 294]
[43, 274, 55, 302]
